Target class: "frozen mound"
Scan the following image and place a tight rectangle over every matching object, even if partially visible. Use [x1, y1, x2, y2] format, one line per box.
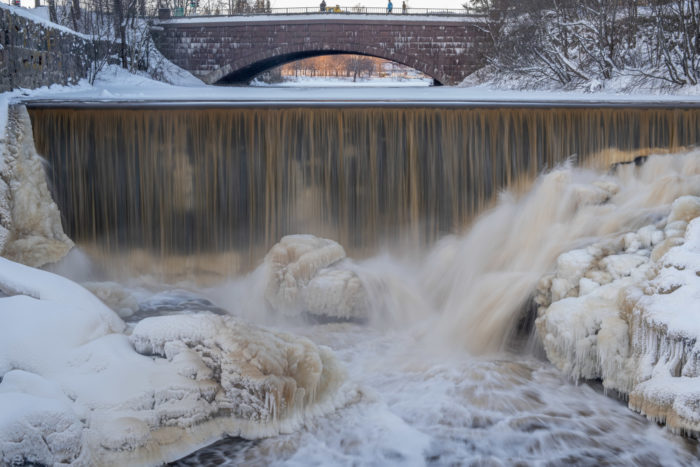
[536, 195, 700, 436]
[263, 235, 370, 322]
[0, 106, 73, 267]
[0, 257, 343, 466]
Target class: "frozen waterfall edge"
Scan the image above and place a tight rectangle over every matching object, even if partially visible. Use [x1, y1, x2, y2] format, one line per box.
[536, 193, 700, 437]
[0, 105, 73, 268]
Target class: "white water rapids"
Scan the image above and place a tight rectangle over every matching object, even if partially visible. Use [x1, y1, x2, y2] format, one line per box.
[59, 152, 700, 465]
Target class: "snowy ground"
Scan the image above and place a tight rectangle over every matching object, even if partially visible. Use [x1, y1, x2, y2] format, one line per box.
[251, 76, 433, 87]
[6, 65, 700, 110]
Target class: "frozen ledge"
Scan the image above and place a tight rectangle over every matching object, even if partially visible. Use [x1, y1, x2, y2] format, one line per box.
[0, 257, 344, 466]
[536, 195, 700, 437]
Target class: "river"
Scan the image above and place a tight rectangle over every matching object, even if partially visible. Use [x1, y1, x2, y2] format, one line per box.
[24, 97, 700, 465]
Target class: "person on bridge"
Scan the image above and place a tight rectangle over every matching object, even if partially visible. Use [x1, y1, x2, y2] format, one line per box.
[320, 0, 326, 12]
[402, 1, 406, 13]
[387, 0, 393, 14]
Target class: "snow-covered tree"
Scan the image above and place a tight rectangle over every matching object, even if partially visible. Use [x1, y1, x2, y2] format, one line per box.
[467, 0, 700, 88]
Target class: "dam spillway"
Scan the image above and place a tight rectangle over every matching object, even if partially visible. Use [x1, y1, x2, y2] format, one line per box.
[27, 105, 700, 276]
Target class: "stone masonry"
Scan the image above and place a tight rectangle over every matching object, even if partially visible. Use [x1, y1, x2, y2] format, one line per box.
[0, 5, 91, 92]
[152, 16, 489, 85]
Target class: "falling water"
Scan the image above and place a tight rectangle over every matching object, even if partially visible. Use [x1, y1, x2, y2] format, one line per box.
[28, 105, 700, 278]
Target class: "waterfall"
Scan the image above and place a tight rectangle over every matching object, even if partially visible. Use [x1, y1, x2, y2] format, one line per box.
[28, 105, 700, 278]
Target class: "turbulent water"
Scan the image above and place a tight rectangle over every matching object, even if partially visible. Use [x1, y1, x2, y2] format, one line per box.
[25, 104, 700, 464]
[173, 330, 698, 466]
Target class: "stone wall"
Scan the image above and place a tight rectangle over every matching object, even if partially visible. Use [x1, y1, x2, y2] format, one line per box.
[0, 5, 91, 92]
[152, 17, 490, 85]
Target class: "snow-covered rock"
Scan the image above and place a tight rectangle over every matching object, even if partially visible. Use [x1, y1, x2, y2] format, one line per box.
[0, 105, 73, 267]
[263, 235, 369, 322]
[536, 196, 700, 436]
[0, 257, 343, 466]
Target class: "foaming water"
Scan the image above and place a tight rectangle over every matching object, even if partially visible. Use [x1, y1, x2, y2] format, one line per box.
[173, 326, 699, 466]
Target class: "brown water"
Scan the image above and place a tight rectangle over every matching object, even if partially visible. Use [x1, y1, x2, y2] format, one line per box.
[28, 106, 700, 277]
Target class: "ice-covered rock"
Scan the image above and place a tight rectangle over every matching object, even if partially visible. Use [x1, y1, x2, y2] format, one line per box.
[0, 106, 73, 267]
[131, 314, 340, 422]
[0, 257, 343, 466]
[0, 371, 85, 465]
[536, 198, 700, 436]
[263, 235, 369, 321]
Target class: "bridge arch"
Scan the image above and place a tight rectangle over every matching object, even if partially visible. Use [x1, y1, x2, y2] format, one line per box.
[210, 44, 446, 85]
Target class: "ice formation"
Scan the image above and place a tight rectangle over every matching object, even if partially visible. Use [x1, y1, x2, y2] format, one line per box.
[0, 257, 343, 466]
[263, 235, 370, 322]
[0, 106, 73, 267]
[536, 195, 700, 436]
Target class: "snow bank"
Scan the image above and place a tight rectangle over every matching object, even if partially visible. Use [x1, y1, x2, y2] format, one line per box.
[0, 3, 90, 39]
[0, 256, 343, 466]
[536, 194, 700, 436]
[251, 76, 433, 87]
[263, 234, 370, 322]
[0, 105, 73, 267]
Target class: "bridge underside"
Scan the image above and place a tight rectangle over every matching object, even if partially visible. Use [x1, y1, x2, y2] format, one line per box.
[215, 50, 442, 85]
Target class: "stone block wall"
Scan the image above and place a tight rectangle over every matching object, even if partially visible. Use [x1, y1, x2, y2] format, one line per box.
[0, 5, 91, 92]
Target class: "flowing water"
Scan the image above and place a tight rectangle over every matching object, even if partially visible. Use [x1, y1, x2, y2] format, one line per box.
[27, 104, 700, 465]
[28, 105, 700, 278]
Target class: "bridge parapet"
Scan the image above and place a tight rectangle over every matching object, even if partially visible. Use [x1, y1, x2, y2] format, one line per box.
[158, 7, 480, 18]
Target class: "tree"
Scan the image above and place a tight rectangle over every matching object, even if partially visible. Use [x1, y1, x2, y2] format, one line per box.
[645, 0, 700, 85]
[467, 0, 644, 87]
[345, 55, 374, 81]
[48, 0, 58, 22]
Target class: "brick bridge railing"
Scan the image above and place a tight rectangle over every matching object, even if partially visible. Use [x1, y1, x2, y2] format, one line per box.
[151, 15, 490, 85]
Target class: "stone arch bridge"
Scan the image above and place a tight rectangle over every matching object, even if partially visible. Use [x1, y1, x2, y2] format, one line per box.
[151, 15, 489, 85]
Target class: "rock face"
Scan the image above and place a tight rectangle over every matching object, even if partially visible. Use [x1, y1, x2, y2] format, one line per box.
[0, 257, 343, 466]
[263, 235, 370, 322]
[536, 195, 700, 436]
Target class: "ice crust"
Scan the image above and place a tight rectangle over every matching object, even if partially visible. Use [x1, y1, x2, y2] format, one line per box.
[536, 195, 700, 436]
[263, 234, 370, 321]
[0, 105, 73, 267]
[0, 257, 343, 466]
